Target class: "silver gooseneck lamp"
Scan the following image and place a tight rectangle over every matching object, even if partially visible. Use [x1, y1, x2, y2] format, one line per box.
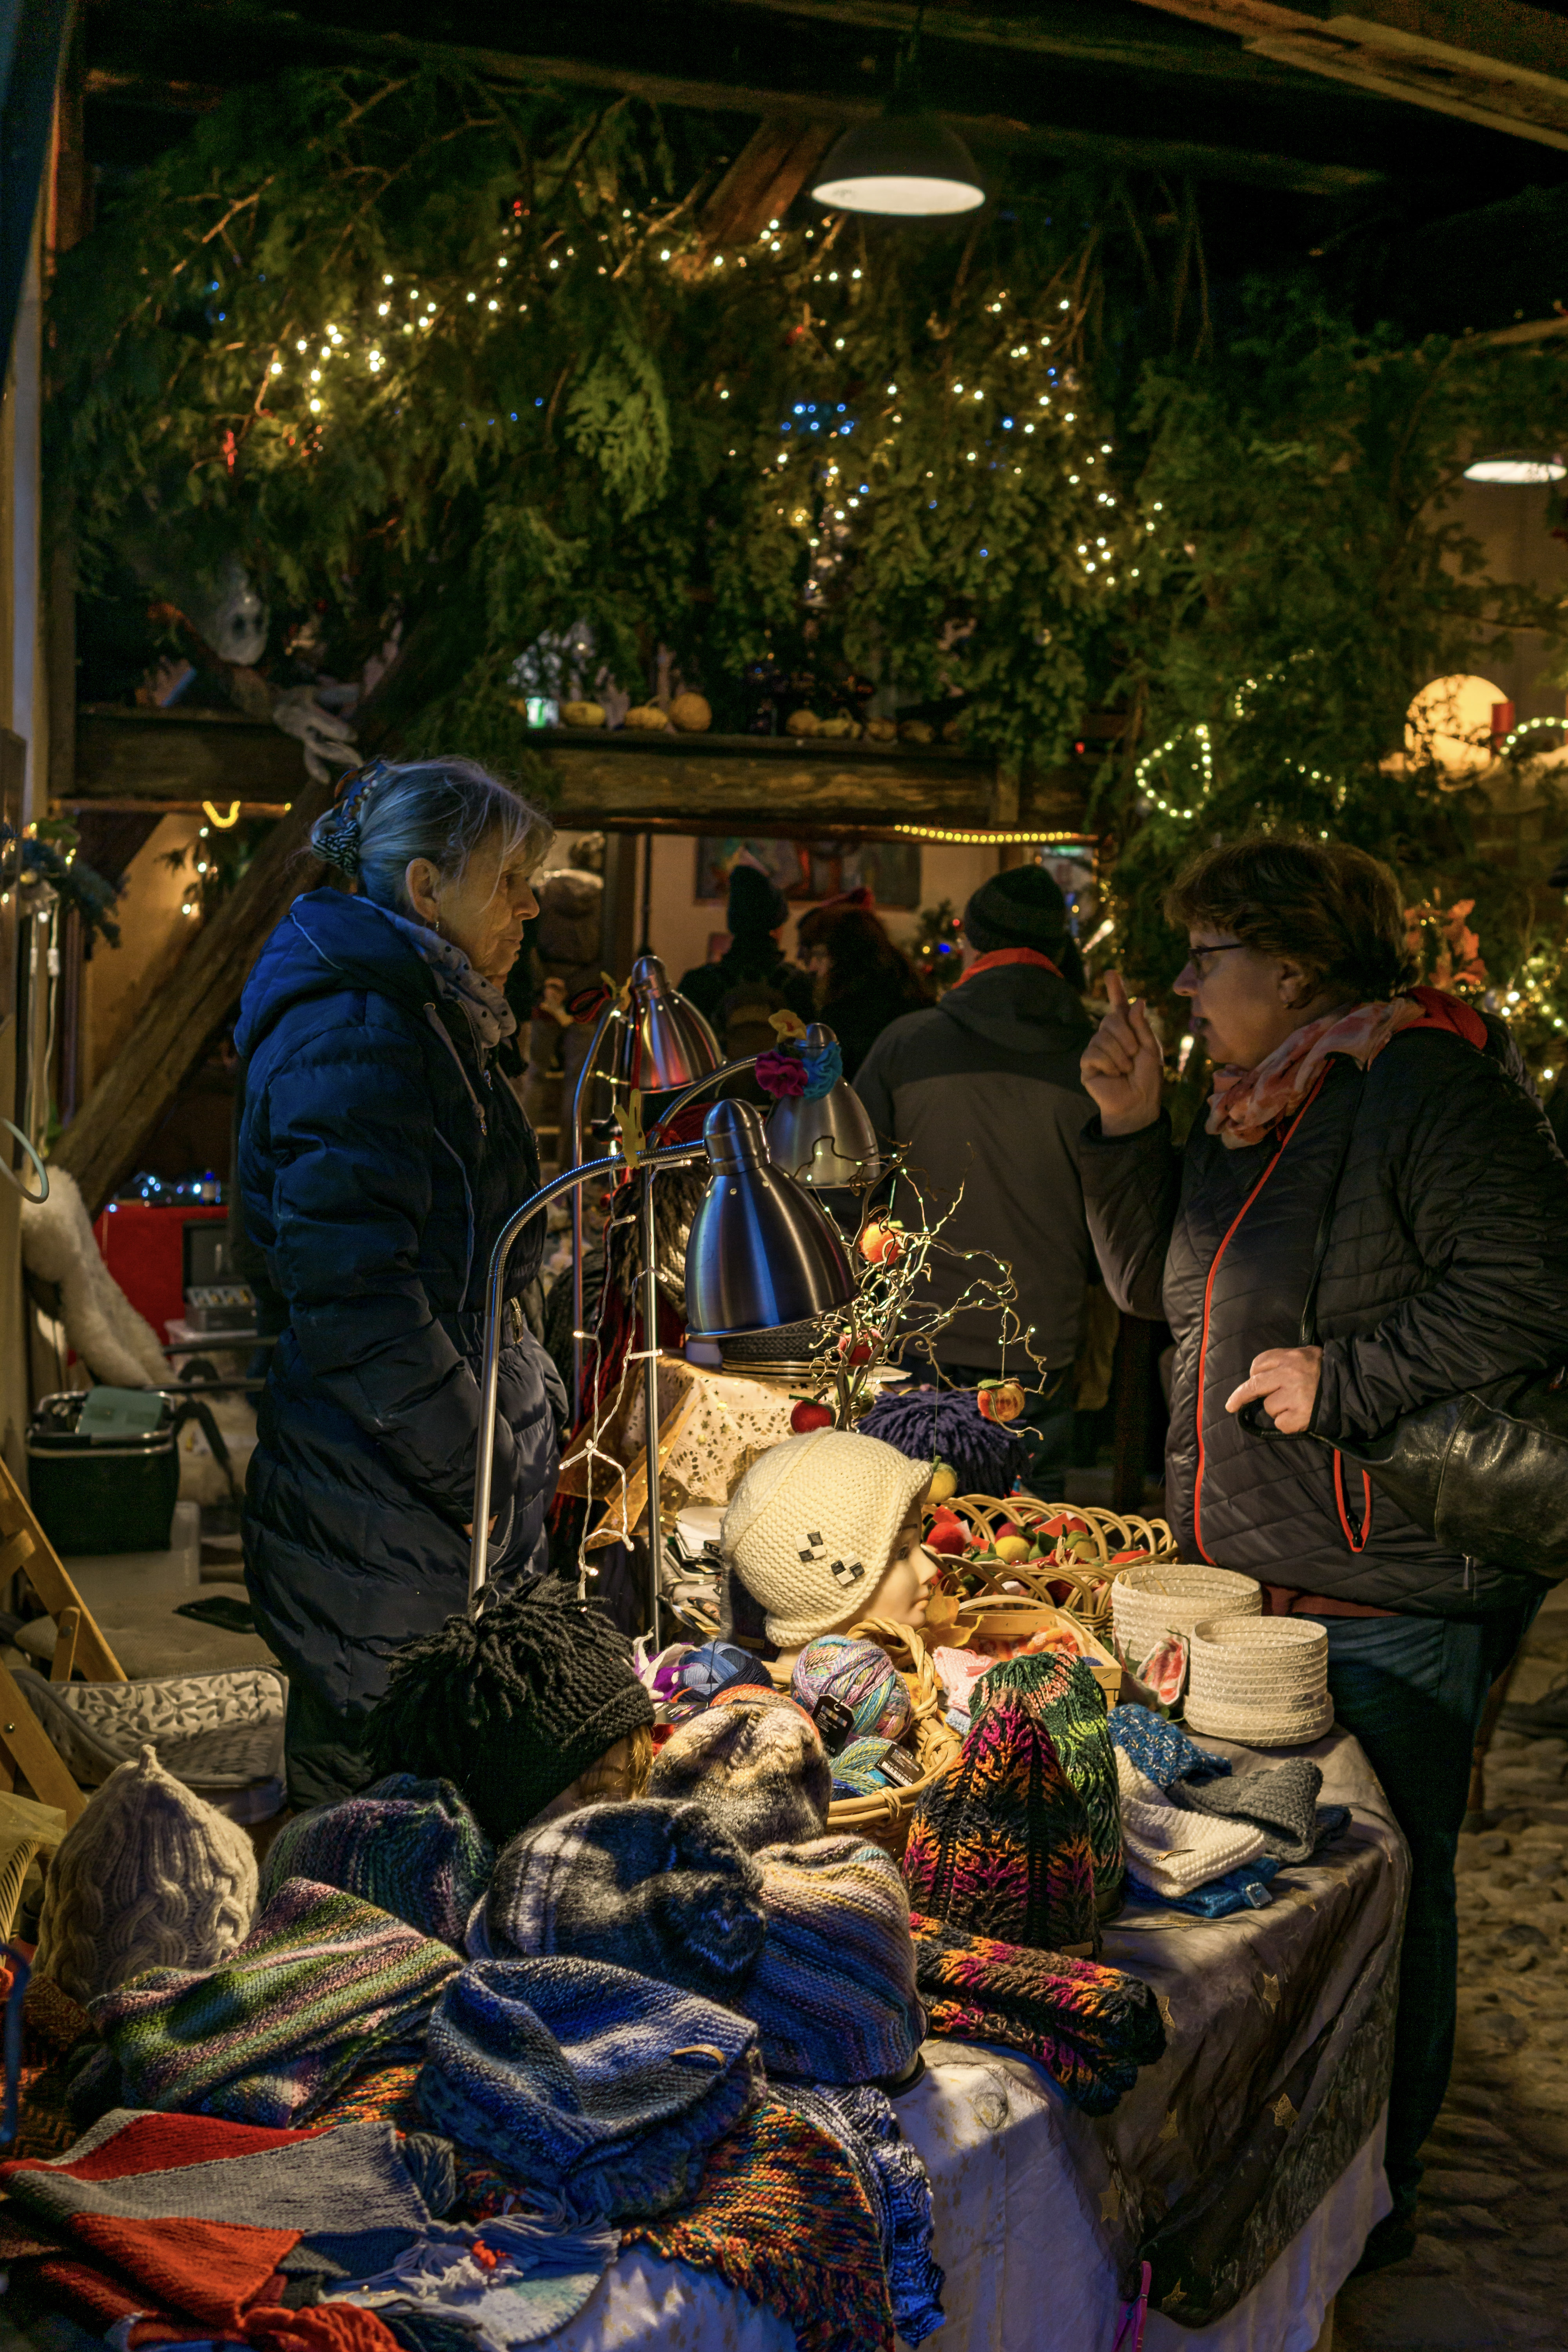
[469, 1097, 856, 1640]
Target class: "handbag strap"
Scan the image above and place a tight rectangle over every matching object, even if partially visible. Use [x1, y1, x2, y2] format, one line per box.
[1297, 1063, 1367, 1347]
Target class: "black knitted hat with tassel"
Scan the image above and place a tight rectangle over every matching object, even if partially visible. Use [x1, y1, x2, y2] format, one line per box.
[363, 1587, 653, 1845]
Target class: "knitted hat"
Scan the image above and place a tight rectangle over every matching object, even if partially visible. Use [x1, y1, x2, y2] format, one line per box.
[722, 1432, 933, 1650]
[1105, 1705, 1232, 1793]
[34, 1744, 257, 2007]
[363, 1588, 654, 1845]
[259, 1773, 494, 1949]
[970, 1654, 1125, 1919]
[647, 1699, 831, 1851]
[908, 1910, 1165, 2117]
[1113, 1749, 1267, 1899]
[728, 862, 790, 937]
[901, 1691, 1099, 1956]
[742, 1836, 923, 2084]
[474, 1799, 766, 2000]
[419, 1955, 766, 2222]
[962, 866, 1069, 958]
[1167, 1756, 1347, 1864]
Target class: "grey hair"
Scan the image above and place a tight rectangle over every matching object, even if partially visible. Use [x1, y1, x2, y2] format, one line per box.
[311, 757, 553, 911]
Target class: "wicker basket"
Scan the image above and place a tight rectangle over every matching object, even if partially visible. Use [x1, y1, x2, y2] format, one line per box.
[1109, 1562, 1261, 1668]
[823, 1615, 961, 1858]
[950, 1595, 1125, 1706]
[923, 1494, 1177, 1643]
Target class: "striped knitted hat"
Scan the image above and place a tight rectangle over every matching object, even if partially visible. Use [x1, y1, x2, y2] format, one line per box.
[969, 1654, 1125, 1919]
[901, 1690, 1099, 1958]
[259, 1773, 494, 1949]
[646, 1699, 832, 1852]
[740, 1835, 923, 2085]
[474, 1799, 766, 2001]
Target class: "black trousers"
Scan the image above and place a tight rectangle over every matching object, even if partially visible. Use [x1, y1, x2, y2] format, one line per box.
[1318, 1597, 1541, 2212]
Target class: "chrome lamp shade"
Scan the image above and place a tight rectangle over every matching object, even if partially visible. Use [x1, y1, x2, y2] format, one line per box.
[610, 954, 721, 1093]
[685, 1101, 857, 1339]
[764, 1022, 881, 1189]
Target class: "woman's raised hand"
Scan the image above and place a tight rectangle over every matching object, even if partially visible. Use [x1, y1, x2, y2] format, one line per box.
[1081, 972, 1165, 1136]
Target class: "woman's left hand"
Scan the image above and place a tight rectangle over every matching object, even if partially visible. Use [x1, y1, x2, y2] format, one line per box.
[1225, 1346, 1323, 1434]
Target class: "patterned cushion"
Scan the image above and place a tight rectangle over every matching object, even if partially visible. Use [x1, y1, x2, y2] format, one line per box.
[14, 1667, 286, 1792]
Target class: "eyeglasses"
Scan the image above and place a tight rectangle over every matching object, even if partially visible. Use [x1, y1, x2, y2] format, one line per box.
[1185, 942, 1247, 980]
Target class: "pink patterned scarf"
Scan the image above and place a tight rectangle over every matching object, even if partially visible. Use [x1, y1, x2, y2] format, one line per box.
[1206, 987, 1484, 1149]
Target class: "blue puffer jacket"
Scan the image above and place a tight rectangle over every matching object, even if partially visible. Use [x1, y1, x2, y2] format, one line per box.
[235, 889, 563, 1749]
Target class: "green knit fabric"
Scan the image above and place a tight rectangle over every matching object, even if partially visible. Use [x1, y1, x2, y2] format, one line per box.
[971, 1655, 1124, 1917]
[89, 1878, 461, 2125]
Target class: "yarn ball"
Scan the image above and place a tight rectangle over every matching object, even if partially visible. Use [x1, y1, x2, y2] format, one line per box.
[792, 1636, 911, 1743]
[679, 1641, 756, 1700]
[859, 1385, 1021, 1499]
[830, 1736, 902, 1796]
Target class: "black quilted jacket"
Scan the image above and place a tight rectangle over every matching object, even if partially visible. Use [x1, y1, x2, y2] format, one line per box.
[1080, 1019, 1568, 1615]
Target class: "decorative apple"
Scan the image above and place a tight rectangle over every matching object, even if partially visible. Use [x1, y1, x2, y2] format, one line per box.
[1040, 1512, 1092, 1539]
[859, 1220, 904, 1267]
[993, 1533, 1034, 1563]
[790, 1399, 834, 1434]
[976, 1378, 1026, 1425]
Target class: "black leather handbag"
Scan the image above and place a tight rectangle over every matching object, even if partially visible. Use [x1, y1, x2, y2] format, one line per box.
[1243, 1070, 1568, 1582]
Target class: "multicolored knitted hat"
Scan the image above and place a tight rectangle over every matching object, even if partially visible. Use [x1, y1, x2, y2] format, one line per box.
[647, 1697, 832, 1852]
[901, 1690, 1098, 1957]
[474, 1798, 766, 2001]
[969, 1653, 1124, 1919]
[742, 1835, 923, 2085]
[258, 1773, 494, 1949]
[419, 1955, 766, 2221]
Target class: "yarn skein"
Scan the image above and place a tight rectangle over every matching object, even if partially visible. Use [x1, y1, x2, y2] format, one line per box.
[34, 1744, 258, 2005]
[792, 1637, 911, 1744]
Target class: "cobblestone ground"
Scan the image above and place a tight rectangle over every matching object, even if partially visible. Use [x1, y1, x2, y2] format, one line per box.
[1337, 1594, 1568, 2350]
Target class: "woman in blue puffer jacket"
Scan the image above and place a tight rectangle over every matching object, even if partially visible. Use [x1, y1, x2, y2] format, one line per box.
[235, 757, 564, 1805]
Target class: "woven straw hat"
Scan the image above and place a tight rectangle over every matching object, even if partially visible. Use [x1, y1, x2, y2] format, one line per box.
[1183, 1617, 1332, 1748]
[722, 1430, 933, 1649]
[1111, 1564, 1261, 1665]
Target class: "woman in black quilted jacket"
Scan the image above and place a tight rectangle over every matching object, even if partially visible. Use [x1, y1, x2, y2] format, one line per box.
[1081, 834, 1568, 2275]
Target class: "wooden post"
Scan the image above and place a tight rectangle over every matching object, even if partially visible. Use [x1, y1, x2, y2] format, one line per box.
[0, 1662, 84, 1822]
[50, 771, 334, 1214]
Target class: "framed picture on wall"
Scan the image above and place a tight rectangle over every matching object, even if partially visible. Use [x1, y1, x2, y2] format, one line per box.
[0, 730, 23, 1040]
[696, 835, 922, 908]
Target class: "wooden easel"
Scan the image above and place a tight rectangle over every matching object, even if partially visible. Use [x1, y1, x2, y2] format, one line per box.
[0, 1456, 129, 1824]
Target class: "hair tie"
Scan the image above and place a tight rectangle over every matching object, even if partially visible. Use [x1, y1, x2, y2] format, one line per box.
[313, 759, 391, 878]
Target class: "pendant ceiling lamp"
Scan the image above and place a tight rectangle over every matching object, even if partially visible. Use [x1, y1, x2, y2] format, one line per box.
[1463, 450, 1566, 484]
[610, 953, 722, 1093]
[811, 109, 984, 218]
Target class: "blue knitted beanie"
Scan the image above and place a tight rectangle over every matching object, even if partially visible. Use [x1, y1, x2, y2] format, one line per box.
[260, 1773, 494, 1949]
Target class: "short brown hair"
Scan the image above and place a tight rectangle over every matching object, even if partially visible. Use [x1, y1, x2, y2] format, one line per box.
[1164, 835, 1416, 1002]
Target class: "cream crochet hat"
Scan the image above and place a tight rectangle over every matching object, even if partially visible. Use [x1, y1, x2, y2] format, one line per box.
[34, 1744, 258, 2005]
[722, 1430, 933, 1648]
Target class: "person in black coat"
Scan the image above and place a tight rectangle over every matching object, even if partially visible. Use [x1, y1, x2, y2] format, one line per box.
[1080, 833, 1568, 2274]
[795, 889, 929, 1079]
[677, 862, 815, 1044]
[235, 758, 564, 1806]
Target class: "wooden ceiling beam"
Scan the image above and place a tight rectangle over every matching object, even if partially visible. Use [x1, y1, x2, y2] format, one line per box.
[82, 4, 1386, 191]
[1130, 2, 1568, 150]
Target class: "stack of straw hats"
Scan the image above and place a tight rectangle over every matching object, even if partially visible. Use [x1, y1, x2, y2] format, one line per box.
[1110, 1564, 1261, 1664]
[1184, 1618, 1332, 1748]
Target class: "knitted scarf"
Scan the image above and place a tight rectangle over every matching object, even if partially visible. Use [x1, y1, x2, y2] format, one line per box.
[902, 1690, 1099, 1956]
[375, 905, 515, 1052]
[0, 2108, 450, 2350]
[89, 1880, 461, 2126]
[1167, 1757, 1350, 1863]
[776, 2083, 946, 2346]
[1205, 984, 1484, 1150]
[625, 2097, 894, 2352]
[908, 1911, 1167, 2117]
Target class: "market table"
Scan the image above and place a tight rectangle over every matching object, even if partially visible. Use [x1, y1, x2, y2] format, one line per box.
[550, 1723, 1406, 2351]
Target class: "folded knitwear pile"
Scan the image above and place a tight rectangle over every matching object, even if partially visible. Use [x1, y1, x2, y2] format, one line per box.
[1109, 1707, 1351, 1917]
[4, 1586, 1207, 2350]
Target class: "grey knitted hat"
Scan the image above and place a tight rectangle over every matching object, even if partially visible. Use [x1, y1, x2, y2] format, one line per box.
[646, 1697, 832, 1851]
[34, 1745, 257, 2005]
[473, 1798, 766, 2001]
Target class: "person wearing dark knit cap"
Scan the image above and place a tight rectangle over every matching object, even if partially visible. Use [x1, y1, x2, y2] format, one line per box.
[677, 861, 815, 1041]
[852, 865, 1098, 1499]
[362, 1586, 655, 1846]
